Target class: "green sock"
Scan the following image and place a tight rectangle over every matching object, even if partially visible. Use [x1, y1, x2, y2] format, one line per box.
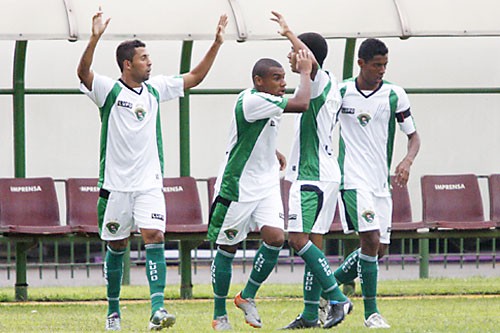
[334, 248, 360, 285]
[241, 242, 281, 299]
[145, 243, 166, 315]
[358, 252, 379, 319]
[301, 265, 321, 321]
[298, 241, 347, 303]
[212, 247, 235, 318]
[105, 246, 125, 316]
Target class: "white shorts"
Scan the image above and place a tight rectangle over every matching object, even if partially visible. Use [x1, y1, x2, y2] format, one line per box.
[207, 186, 284, 246]
[286, 180, 339, 235]
[97, 188, 166, 241]
[338, 189, 392, 244]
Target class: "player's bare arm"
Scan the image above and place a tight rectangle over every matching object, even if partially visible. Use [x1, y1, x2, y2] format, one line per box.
[284, 49, 312, 112]
[270, 11, 318, 79]
[276, 150, 287, 171]
[394, 131, 421, 186]
[183, 14, 228, 90]
[77, 7, 111, 91]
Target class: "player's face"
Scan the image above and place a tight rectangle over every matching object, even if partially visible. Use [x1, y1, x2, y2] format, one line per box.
[129, 47, 152, 83]
[255, 66, 287, 96]
[359, 54, 388, 89]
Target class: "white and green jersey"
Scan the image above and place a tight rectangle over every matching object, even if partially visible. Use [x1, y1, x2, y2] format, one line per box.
[80, 72, 184, 191]
[215, 88, 288, 202]
[285, 69, 341, 182]
[338, 79, 416, 196]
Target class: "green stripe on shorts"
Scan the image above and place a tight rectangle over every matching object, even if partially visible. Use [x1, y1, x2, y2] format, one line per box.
[342, 189, 359, 231]
[301, 190, 320, 233]
[207, 199, 230, 241]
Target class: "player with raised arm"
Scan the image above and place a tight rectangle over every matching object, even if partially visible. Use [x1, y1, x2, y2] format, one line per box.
[209, 50, 314, 331]
[77, 8, 227, 331]
[271, 11, 352, 330]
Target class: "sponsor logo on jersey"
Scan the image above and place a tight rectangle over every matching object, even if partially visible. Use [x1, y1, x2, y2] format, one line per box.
[357, 113, 371, 126]
[117, 100, 133, 109]
[134, 104, 147, 121]
[224, 228, 238, 240]
[361, 210, 375, 223]
[434, 183, 466, 190]
[341, 107, 355, 114]
[10, 185, 42, 192]
[106, 221, 120, 234]
[151, 213, 165, 221]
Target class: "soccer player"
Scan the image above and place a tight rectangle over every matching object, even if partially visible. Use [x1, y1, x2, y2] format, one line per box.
[270, 11, 352, 330]
[77, 8, 227, 331]
[208, 51, 313, 331]
[332, 38, 421, 328]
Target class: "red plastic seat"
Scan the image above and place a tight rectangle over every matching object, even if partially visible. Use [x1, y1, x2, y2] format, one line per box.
[164, 177, 207, 233]
[487, 174, 500, 227]
[207, 176, 217, 207]
[390, 176, 424, 231]
[421, 174, 495, 230]
[65, 178, 100, 234]
[0, 177, 71, 235]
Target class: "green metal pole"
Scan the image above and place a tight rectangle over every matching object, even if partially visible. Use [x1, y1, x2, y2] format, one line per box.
[13, 41, 27, 178]
[419, 239, 429, 278]
[179, 240, 193, 299]
[179, 40, 193, 177]
[15, 241, 31, 301]
[122, 241, 131, 285]
[177, 41, 195, 299]
[340, 38, 359, 296]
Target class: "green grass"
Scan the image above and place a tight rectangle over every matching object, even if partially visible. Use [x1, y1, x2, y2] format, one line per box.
[0, 277, 498, 332]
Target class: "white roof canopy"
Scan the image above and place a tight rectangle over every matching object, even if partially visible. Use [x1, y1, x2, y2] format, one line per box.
[1, 0, 500, 41]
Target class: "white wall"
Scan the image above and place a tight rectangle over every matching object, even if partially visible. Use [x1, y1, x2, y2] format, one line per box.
[1, 36, 500, 221]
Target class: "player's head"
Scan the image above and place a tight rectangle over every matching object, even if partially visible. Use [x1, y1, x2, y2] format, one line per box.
[298, 32, 328, 67]
[252, 58, 286, 96]
[116, 39, 152, 82]
[357, 38, 388, 88]
[358, 38, 388, 62]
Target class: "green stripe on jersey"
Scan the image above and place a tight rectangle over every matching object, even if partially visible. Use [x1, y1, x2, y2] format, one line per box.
[387, 89, 398, 186]
[298, 80, 331, 180]
[219, 91, 269, 201]
[338, 85, 348, 190]
[145, 83, 164, 175]
[98, 83, 122, 188]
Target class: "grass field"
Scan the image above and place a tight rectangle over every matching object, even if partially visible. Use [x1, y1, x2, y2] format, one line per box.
[0, 277, 498, 332]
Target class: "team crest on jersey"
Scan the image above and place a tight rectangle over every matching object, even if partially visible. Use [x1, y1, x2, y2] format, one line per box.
[357, 113, 371, 126]
[134, 104, 147, 121]
[106, 221, 120, 234]
[224, 229, 238, 240]
[361, 210, 375, 223]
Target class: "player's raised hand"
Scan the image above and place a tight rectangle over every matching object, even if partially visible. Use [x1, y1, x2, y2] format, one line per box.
[214, 14, 228, 45]
[92, 7, 111, 38]
[270, 11, 291, 37]
[295, 49, 313, 75]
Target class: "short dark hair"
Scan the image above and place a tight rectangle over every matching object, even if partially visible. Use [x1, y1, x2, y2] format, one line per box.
[116, 39, 146, 72]
[358, 38, 388, 62]
[252, 58, 282, 79]
[298, 32, 328, 67]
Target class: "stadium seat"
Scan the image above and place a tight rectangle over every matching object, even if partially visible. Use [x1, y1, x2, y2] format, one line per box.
[487, 174, 500, 227]
[65, 178, 100, 234]
[0, 177, 71, 235]
[421, 174, 496, 230]
[207, 176, 217, 207]
[163, 177, 207, 233]
[390, 176, 424, 231]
